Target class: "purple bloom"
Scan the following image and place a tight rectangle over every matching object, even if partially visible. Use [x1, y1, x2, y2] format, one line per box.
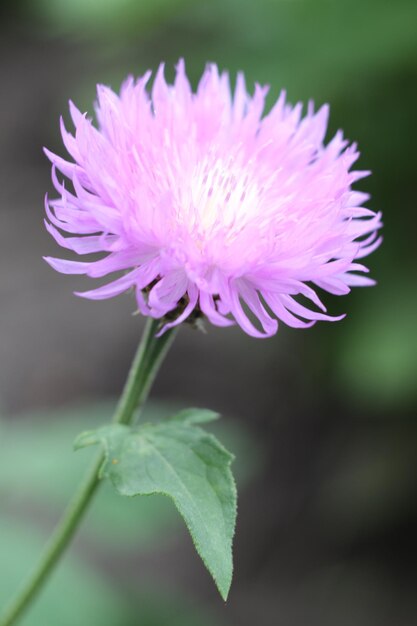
[44, 61, 382, 337]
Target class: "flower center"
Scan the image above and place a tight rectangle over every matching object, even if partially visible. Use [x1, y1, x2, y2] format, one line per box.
[187, 156, 262, 240]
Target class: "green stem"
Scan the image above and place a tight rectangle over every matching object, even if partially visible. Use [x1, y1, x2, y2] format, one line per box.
[0, 318, 177, 626]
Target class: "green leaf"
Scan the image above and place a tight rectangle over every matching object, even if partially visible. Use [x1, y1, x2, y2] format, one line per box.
[0, 401, 256, 551]
[0, 403, 179, 550]
[75, 409, 237, 600]
[169, 407, 220, 425]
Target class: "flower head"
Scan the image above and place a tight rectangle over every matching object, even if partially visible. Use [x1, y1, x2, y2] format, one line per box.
[44, 60, 382, 337]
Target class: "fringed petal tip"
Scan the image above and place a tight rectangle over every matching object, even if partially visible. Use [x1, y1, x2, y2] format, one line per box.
[43, 256, 88, 275]
[43, 146, 55, 163]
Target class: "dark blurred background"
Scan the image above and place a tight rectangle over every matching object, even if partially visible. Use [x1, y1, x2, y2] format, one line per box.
[0, 1, 416, 624]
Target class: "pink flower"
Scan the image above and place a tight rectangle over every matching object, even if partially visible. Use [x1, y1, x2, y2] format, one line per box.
[44, 60, 382, 337]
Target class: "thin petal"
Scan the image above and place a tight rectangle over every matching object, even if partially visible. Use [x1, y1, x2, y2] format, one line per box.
[156, 284, 199, 336]
[199, 291, 235, 327]
[75, 268, 141, 300]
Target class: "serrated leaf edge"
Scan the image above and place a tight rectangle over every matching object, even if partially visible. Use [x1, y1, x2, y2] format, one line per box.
[74, 419, 237, 600]
[134, 430, 236, 600]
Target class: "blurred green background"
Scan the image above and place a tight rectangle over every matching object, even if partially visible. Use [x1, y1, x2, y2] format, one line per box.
[0, 0, 416, 624]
